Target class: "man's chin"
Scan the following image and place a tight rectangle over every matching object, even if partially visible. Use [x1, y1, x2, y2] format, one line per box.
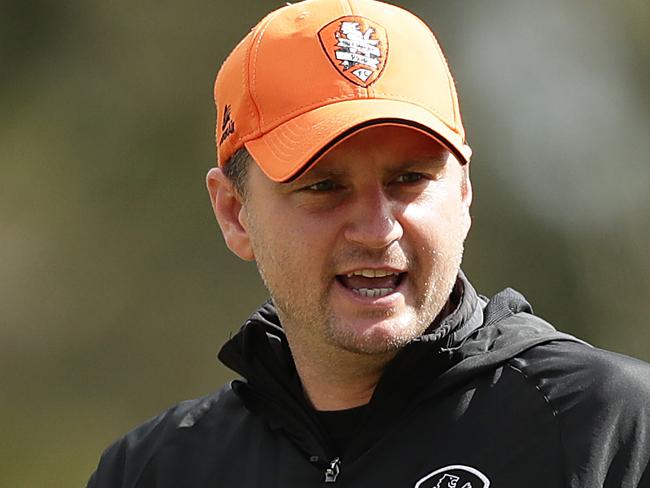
[324, 314, 424, 355]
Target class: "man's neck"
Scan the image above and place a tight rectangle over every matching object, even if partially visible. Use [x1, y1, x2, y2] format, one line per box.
[291, 346, 396, 411]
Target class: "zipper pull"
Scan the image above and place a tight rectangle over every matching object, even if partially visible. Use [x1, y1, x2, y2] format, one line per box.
[324, 457, 340, 483]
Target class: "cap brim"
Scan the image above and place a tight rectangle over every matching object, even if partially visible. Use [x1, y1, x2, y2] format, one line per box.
[244, 98, 471, 182]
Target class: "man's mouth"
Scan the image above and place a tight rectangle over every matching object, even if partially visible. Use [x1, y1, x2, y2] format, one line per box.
[336, 269, 407, 298]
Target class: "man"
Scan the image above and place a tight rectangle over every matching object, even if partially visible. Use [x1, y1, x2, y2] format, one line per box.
[87, 0, 650, 486]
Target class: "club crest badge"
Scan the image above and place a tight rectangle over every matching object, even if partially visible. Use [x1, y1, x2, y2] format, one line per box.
[318, 16, 388, 87]
[414, 465, 490, 488]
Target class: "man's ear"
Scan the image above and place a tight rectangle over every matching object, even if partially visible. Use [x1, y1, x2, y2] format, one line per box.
[206, 167, 255, 261]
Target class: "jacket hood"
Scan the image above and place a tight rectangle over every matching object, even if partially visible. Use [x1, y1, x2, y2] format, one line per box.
[217, 272, 584, 462]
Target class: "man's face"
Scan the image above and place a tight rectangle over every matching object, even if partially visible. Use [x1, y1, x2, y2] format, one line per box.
[240, 125, 472, 357]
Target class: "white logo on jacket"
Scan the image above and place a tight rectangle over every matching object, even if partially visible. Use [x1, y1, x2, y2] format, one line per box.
[414, 465, 490, 488]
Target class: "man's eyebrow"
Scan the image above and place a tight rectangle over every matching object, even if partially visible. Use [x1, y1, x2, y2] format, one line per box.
[277, 154, 450, 190]
[282, 167, 347, 188]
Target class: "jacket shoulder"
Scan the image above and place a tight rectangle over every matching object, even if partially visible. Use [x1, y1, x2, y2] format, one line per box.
[511, 339, 650, 411]
[510, 340, 650, 486]
[86, 383, 243, 488]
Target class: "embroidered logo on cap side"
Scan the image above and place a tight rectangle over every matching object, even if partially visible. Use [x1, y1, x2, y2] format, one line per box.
[318, 16, 388, 87]
[219, 104, 236, 146]
[414, 465, 490, 488]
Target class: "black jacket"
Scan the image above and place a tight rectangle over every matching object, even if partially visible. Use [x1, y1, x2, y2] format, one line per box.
[87, 275, 650, 487]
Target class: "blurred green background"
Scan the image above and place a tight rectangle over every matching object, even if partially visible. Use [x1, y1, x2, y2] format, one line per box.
[1, 0, 648, 485]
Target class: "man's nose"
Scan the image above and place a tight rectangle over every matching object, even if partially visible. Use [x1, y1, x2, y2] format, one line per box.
[343, 187, 403, 249]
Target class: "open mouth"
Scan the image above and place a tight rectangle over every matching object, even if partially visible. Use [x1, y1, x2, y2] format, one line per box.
[336, 269, 407, 298]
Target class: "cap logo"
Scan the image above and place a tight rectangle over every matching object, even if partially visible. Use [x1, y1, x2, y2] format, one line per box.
[318, 16, 388, 87]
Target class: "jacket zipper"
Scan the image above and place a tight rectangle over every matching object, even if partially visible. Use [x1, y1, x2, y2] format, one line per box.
[324, 457, 340, 483]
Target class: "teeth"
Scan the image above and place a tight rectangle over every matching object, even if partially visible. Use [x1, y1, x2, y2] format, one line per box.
[352, 288, 394, 298]
[346, 269, 398, 278]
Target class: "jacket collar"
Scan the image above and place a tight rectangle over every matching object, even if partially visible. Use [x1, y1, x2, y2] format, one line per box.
[217, 272, 485, 460]
[218, 271, 484, 388]
[216, 272, 585, 464]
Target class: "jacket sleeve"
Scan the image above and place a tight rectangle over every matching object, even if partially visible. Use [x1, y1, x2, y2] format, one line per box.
[85, 409, 176, 488]
[86, 436, 129, 488]
[520, 341, 650, 487]
[561, 349, 650, 487]
[86, 390, 232, 487]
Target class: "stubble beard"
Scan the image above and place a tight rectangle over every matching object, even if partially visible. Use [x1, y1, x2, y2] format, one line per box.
[321, 243, 464, 355]
[253, 237, 464, 359]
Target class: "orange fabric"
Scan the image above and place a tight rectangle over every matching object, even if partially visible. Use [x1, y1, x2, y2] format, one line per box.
[214, 0, 471, 182]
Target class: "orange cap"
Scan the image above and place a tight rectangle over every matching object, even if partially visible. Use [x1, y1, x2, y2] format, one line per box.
[214, 0, 471, 182]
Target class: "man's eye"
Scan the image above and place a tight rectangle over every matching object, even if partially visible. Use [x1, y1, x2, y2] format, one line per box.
[395, 172, 426, 184]
[305, 180, 338, 192]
